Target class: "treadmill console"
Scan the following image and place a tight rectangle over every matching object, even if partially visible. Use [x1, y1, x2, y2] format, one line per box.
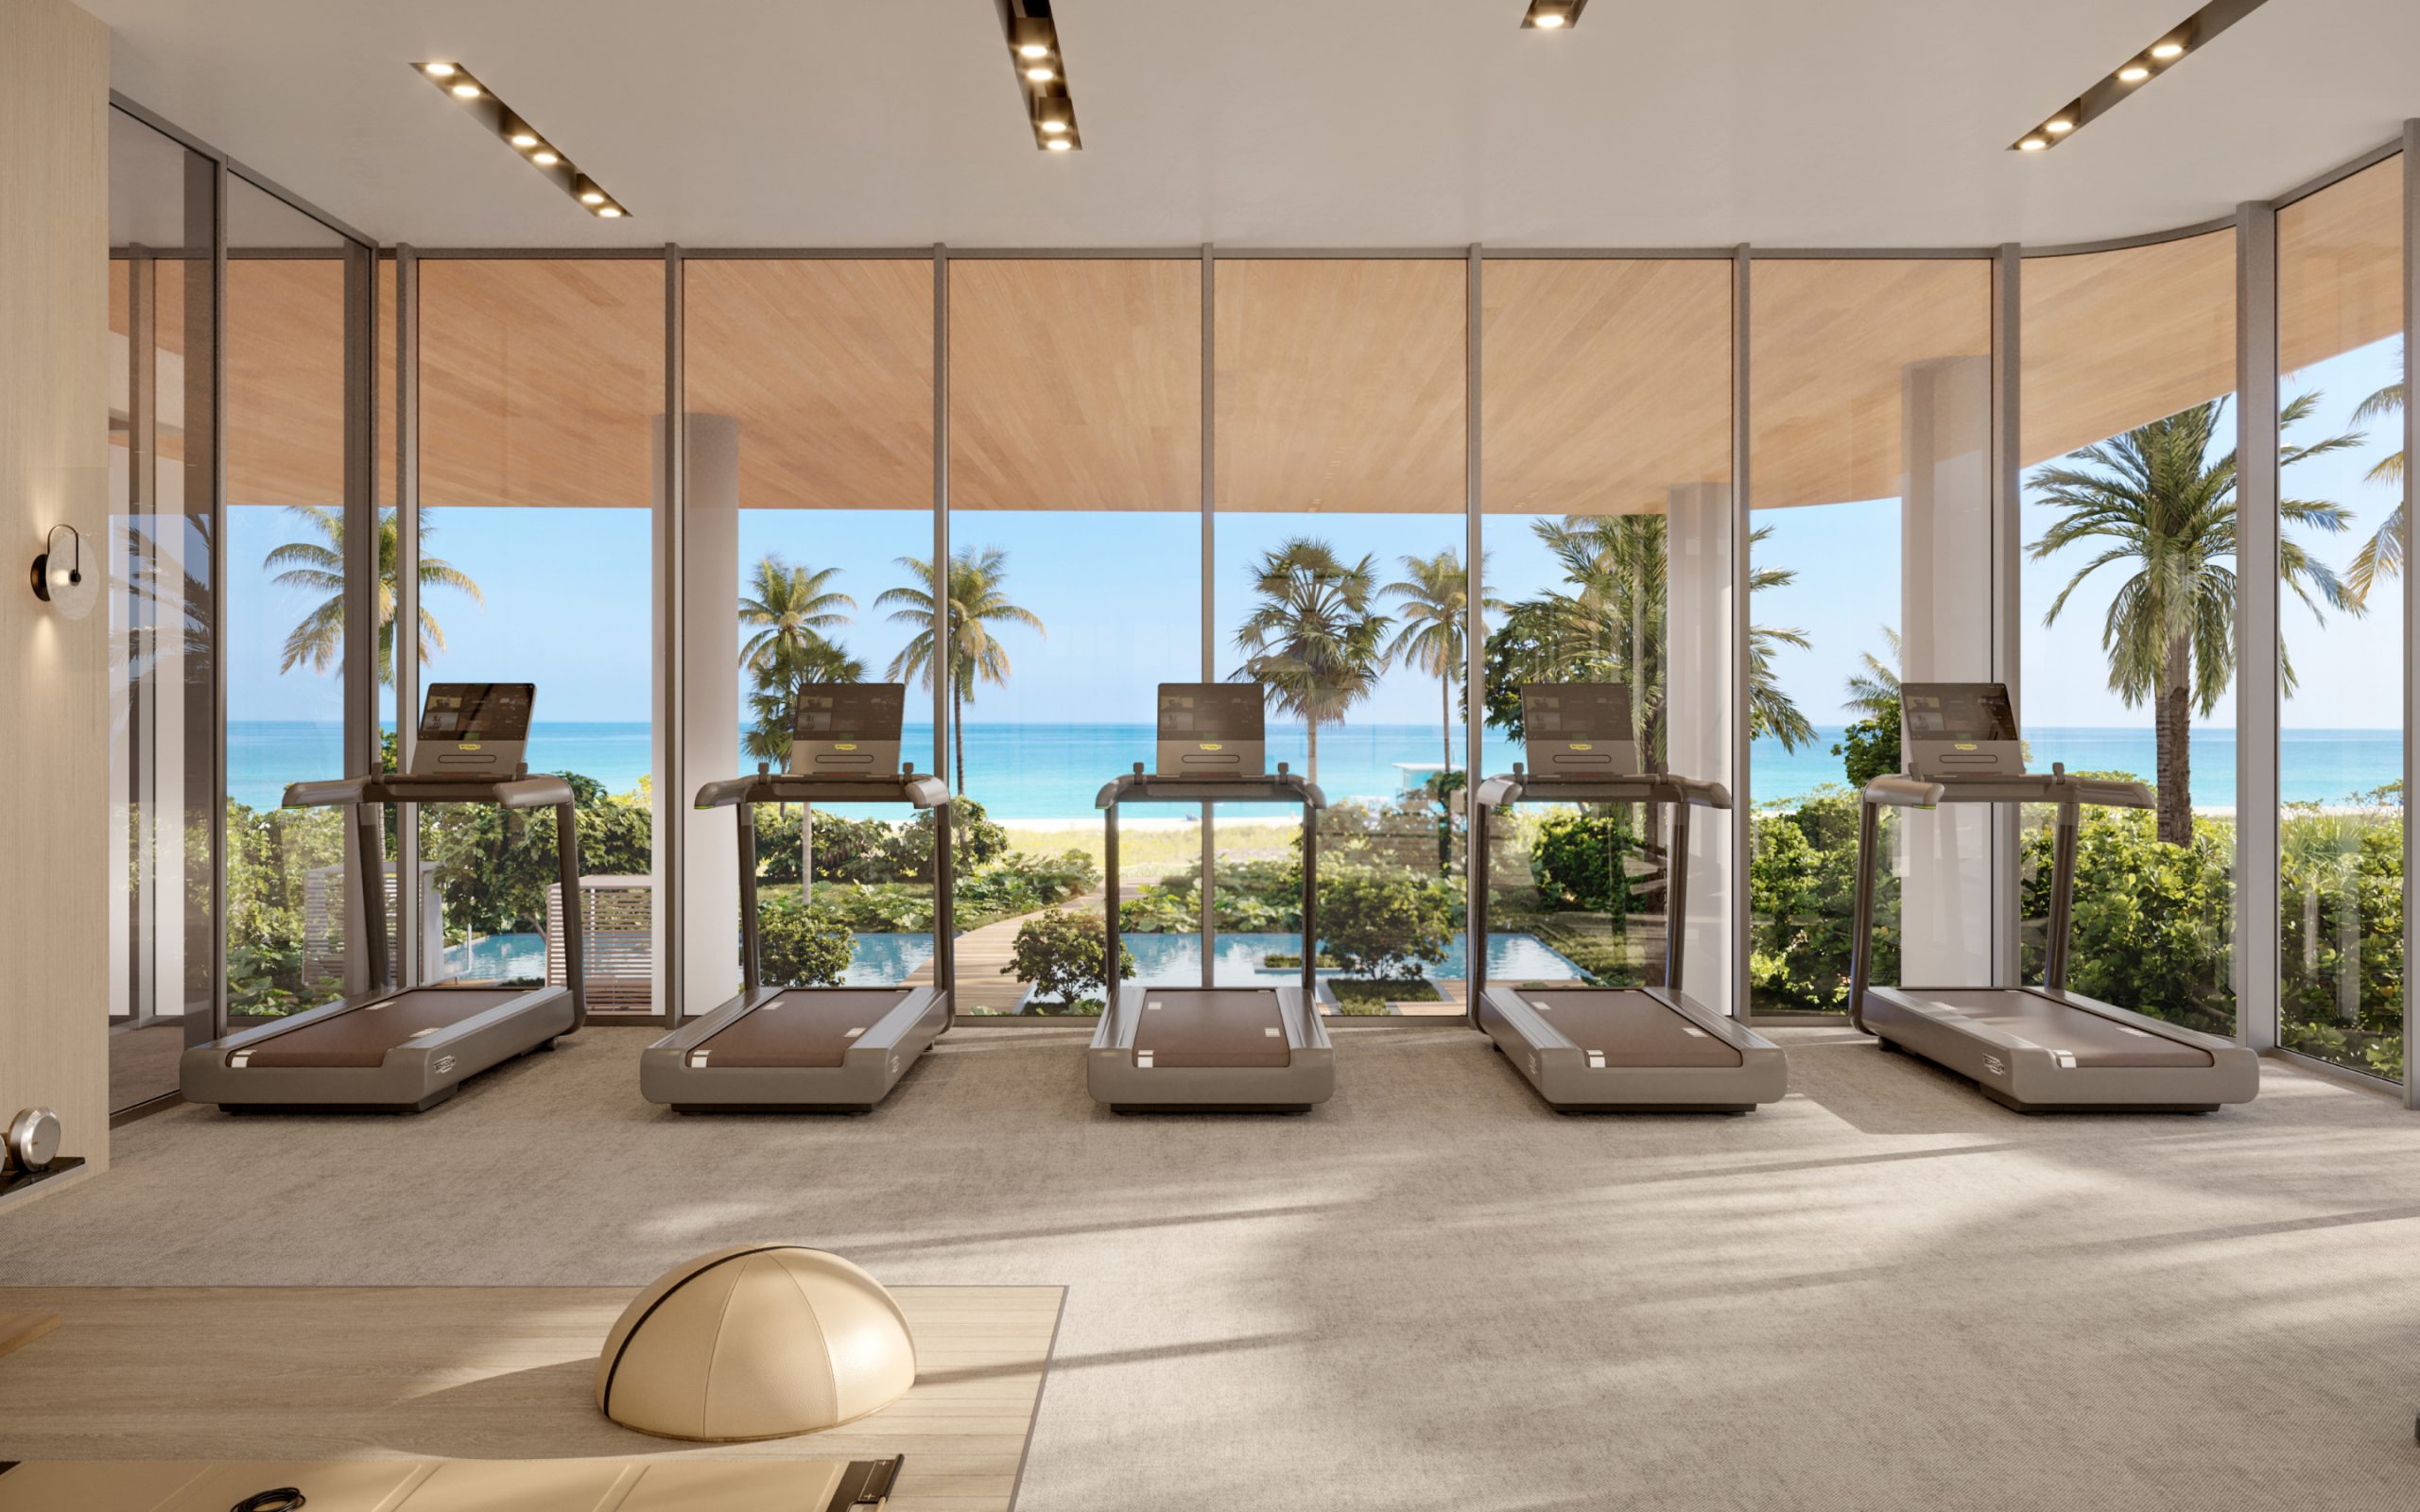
[791, 683, 907, 777]
[1521, 683, 1641, 776]
[1156, 683, 1267, 777]
[1902, 681, 2024, 779]
[414, 683, 533, 777]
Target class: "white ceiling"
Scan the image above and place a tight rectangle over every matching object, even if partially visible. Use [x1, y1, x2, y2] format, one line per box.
[89, 0, 2420, 250]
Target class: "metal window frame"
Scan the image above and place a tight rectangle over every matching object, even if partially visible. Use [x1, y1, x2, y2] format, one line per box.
[2236, 201, 2282, 1054]
[2406, 122, 2419, 1109]
[394, 246, 422, 988]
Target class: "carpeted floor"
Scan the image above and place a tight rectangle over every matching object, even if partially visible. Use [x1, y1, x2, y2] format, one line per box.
[6, 1022, 2419, 1510]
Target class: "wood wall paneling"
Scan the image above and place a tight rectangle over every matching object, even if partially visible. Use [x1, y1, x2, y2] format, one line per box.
[1, 0, 112, 1183]
[2277, 156, 2405, 378]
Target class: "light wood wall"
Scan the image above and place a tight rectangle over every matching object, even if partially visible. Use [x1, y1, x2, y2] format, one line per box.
[0, 0, 111, 1180]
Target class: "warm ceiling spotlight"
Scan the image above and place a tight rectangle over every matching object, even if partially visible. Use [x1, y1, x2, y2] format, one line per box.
[2006, 1, 2256, 153]
[1520, 0, 1588, 28]
[596, 204, 624, 217]
[414, 62, 630, 218]
[1004, 5, 1081, 152]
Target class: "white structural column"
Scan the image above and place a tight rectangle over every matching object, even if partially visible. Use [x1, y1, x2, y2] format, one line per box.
[2403, 123, 2419, 1108]
[659, 413, 742, 1019]
[1899, 354, 1996, 985]
[1667, 483, 1736, 1010]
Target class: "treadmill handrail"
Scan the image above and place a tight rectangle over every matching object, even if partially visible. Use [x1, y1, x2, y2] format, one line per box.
[1859, 771, 2153, 810]
[1472, 771, 1731, 811]
[1095, 770, 1328, 809]
[694, 772, 948, 811]
[285, 772, 576, 811]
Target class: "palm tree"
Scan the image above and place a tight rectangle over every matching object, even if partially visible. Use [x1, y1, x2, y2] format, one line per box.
[1230, 539, 1392, 785]
[1844, 626, 1902, 721]
[266, 505, 481, 687]
[744, 638, 869, 769]
[2030, 394, 2362, 844]
[1381, 550, 1478, 782]
[739, 556, 854, 678]
[2344, 367, 2405, 603]
[879, 547, 1045, 793]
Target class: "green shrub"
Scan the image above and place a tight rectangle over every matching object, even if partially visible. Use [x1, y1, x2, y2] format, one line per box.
[2018, 805, 2235, 1038]
[1320, 864, 1456, 981]
[1832, 712, 1901, 791]
[1530, 808, 1637, 914]
[1748, 788, 1897, 1014]
[756, 892, 854, 987]
[1007, 906, 1133, 1011]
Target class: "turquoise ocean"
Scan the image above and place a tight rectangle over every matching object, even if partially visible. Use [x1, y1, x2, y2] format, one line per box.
[228, 720, 2403, 816]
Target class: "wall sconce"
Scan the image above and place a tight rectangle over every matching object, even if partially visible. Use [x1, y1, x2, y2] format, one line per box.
[29, 524, 96, 620]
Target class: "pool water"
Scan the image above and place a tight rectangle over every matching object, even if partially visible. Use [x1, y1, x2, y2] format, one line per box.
[443, 931, 933, 987]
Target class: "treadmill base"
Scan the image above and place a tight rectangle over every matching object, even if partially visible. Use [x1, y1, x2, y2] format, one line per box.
[1880, 1035, 2221, 1115]
[1111, 1104, 1314, 1115]
[1554, 1104, 1754, 1115]
[673, 1104, 877, 1115]
[223, 1091, 454, 1115]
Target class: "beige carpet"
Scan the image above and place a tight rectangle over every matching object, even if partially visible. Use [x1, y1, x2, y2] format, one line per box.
[5, 1023, 2419, 1510]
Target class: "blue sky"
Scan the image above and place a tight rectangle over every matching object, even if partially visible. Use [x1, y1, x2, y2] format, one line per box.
[226, 337, 2406, 736]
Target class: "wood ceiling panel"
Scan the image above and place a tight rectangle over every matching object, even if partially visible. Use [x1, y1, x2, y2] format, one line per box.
[949, 259, 1199, 511]
[2279, 156, 2404, 379]
[1215, 259, 1465, 512]
[420, 259, 664, 508]
[227, 256, 346, 507]
[684, 259, 932, 508]
[1749, 259, 1992, 511]
[2021, 232, 2235, 469]
[1480, 260, 1730, 517]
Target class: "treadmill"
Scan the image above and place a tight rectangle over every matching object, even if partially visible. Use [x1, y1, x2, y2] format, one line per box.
[1469, 683, 1786, 1113]
[641, 683, 952, 1113]
[181, 682, 586, 1113]
[1088, 683, 1335, 1113]
[1850, 681, 2258, 1112]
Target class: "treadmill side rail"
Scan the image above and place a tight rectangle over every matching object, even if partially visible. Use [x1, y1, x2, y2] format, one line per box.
[1478, 986, 1787, 1111]
[1862, 986, 2259, 1110]
[639, 987, 950, 1112]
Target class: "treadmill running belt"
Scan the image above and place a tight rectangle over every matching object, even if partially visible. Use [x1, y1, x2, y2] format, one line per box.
[692, 988, 911, 1068]
[1132, 988, 1292, 1069]
[1517, 989, 1744, 1067]
[1899, 988, 2215, 1069]
[234, 989, 529, 1068]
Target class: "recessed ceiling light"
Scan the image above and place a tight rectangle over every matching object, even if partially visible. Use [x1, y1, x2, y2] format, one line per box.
[2008, 2, 2255, 153]
[1535, 12, 1564, 26]
[416, 62, 629, 219]
[1025, 65, 1057, 82]
[1045, 138, 1074, 152]
[1018, 42, 1051, 59]
[596, 204, 624, 217]
[1040, 118, 1069, 134]
[1520, 0, 1587, 28]
[1005, 6, 1083, 152]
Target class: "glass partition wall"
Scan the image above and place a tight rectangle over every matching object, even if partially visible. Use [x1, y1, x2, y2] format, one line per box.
[2022, 232, 2241, 1039]
[2275, 158, 2407, 1082]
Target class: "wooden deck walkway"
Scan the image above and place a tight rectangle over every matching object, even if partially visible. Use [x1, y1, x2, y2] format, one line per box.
[909, 892, 1103, 1015]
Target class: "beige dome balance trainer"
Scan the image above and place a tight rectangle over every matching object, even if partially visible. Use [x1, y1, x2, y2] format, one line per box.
[596, 1244, 918, 1442]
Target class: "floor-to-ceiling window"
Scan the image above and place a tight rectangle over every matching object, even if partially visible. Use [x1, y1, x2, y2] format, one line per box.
[1747, 259, 1990, 1016]
[106, 107, 216, 1109]
[949, 258, 1201, 1016]
[221, 178, 356, 1023]
[1480, 258, 1736, 1007]
[416, 258, 662, 1012]
[1215, 259, 1469, 1015]
[2276, 159, 2407, 1079]
[680, 256, 937, 1019]
[2023, 232, 2240, 1036]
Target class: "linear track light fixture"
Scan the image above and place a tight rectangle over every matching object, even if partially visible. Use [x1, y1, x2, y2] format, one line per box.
[998, 2, 1080, 152]
[412, 61, 631, 218]
[1521, 0, 1588, 28]
[2010, 0, 2270, 153]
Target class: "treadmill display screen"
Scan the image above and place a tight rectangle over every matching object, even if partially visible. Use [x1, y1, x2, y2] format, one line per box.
[420, 683, 533, 743]
[1901, 683, 2019, 741]
[1524, 683, 1630, 741]
[793, 684, 906, 742]
[1157, 684, 1264, 740]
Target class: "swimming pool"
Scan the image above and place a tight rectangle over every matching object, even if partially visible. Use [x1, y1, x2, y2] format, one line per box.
[443, 931, 935, 988]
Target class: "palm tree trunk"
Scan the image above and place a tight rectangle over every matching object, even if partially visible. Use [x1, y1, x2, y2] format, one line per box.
[1307, 722, 1319, 786]
[1439, 673, 1453, 875]
[2154, 632, 2193, 847]
[952, 682, 967, 794]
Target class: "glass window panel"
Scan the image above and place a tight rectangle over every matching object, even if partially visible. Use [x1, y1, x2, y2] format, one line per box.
[107, 107, 216, 1109]
[1214, 260, 1466, 1016]
[2021, 231, 2238, 1036]
[223, 179, 352, 1022]
[1749, 259, 1991, 1016]
[949, 259, 1201, 1016]
[1481, 260, 1735, 1009]
[418, 259, 663, 1010]
[2276, 158, 2405, 1081]
[682, 258, 936, 1018]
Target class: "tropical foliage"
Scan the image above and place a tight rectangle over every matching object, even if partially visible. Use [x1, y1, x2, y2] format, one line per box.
[1231, 538, 1392, 784]
[882, 546, 1046, 793]
[266, 505, 481, 686]
[1006, 907, 1132, 1013]
[738, 556, 861, 768]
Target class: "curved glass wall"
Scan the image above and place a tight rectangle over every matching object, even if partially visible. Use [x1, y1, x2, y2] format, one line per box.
[1747, 259, 1992, 1016]
[2275, 158, 2407, 1080]
[2022, 231, 2240, 1037]
[1481, 259, 1736, 1008]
